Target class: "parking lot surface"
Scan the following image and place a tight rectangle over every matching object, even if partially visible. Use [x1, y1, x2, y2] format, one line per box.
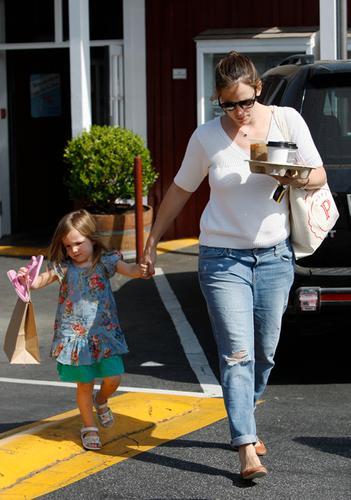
[0, 240, 350, 499]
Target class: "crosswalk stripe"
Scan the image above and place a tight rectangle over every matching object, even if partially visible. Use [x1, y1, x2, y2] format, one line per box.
[0, 377, 217, 398]
[0, 392, 226, 498]
[153, 268, 222, 397]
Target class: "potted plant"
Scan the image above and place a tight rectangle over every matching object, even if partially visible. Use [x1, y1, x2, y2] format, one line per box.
[63, 125, 158, 256]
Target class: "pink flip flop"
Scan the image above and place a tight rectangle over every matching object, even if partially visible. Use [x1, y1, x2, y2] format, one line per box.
[7, 255, 44, 302]
[7, 269, 30, 302]
[27, 255, 44, 285]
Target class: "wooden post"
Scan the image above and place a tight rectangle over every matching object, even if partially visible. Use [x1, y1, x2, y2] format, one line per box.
[134, 155, 144, 262]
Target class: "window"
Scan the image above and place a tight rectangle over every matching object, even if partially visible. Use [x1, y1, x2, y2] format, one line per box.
[5, 0, 54, 43]
[259, 76, 288, 105]
[62, 0, 123, 41]
[195, 27, 318, 125]
[30, 73, 62, 118]
[302, 74, 351, 165]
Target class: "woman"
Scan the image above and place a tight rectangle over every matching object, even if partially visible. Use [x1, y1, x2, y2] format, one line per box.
[143, 51, 326, 479]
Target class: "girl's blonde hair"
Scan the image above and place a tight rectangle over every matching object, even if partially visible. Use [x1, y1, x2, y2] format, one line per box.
[48, 209, 108, 269]
[214, 51, 261, 97]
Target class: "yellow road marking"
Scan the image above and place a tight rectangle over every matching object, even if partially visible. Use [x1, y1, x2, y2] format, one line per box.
[0, 392, 226, 499]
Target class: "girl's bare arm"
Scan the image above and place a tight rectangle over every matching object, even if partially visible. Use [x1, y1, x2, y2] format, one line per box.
[31, 270, 59, 288]
[143, 182, 193, 274]
[18, 268, 59, 289]
[116, 260, 149, 279]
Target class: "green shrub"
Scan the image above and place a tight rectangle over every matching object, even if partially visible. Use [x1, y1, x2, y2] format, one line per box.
[64, 125, 158, 213]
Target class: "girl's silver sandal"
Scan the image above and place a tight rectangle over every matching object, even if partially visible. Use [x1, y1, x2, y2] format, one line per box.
[80, 426, 102, 450]
[93, 392, 114, 428]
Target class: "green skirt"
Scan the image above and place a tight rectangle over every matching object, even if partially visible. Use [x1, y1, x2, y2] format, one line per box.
[57, 355, 125, 383]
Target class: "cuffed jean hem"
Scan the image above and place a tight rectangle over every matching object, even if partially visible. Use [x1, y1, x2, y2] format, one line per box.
[230, 434, 258, 448]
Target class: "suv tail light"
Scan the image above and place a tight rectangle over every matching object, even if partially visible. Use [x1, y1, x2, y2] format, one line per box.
[296, 287, 320, 312]
[295, 286, 351, 311]
[347, 194, 351, 217]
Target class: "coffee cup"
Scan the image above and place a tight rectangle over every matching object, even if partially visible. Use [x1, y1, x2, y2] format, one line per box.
[267, 141, 297, 164]
[250, 140, 268, 161]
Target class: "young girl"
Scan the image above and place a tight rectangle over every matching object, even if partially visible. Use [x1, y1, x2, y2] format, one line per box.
[18, 209, 148, 451]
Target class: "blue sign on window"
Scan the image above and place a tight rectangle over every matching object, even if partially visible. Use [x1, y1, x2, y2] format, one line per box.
[30, 73, 61, 118]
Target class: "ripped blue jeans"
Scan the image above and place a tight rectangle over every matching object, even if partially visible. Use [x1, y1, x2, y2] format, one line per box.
[198, 239, 294, 447]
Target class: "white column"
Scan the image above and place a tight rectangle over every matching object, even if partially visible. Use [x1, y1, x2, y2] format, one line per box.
[319, 0, 337, 59]
[68, 0, 91, 137]
[0, 0, 10, 235]
[123, 0, 147, 142]
[54, 0, 63, 43]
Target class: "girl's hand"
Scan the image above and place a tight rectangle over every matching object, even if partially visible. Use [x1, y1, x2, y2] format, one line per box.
[116, 260, 153, 279]
[17, 267, 30, 286]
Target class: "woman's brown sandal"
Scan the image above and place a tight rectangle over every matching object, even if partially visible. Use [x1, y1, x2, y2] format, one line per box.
[80, 426, 102, 450]
[240, 465, 268, 480]
[93, 392, 114, 428]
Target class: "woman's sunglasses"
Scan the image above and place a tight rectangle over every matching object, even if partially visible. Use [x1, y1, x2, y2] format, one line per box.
[218, 94, 256, 112]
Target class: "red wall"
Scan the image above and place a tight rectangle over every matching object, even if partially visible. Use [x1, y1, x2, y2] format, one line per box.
[145, 0, 321, 239]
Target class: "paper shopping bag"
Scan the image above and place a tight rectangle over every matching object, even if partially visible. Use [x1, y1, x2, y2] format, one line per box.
[3, 298, 40, 364]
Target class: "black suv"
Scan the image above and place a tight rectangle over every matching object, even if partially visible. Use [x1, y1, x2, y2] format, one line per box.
[260, 56, 351, 312]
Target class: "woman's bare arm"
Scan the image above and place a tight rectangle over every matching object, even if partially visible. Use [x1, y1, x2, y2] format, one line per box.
[275, 165, 327, 189]
[143, 182, 193, 274]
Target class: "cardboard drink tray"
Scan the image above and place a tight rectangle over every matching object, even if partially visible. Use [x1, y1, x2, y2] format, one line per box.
[247, 160, 315, 179]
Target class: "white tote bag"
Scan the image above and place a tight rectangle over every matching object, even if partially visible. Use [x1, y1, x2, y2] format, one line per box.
[289, 185, 339, 259]
[272, 106, 339, 259]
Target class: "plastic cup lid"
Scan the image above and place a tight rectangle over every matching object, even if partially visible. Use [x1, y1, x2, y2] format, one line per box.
[267, 141, 297, 149]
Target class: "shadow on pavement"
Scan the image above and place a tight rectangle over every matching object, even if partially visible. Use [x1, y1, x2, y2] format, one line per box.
[293, 436, 351, 459]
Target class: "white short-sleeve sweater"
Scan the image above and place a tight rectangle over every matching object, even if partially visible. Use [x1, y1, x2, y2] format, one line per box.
[174, 106, 322, 249]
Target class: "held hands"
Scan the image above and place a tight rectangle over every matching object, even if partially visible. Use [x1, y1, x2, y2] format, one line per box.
[140, 262, 155, 280]
[141, 245, 157, 279]
[122, 261, 155, 279]
[139, 261, 155, 279]
[120, 243, 157, 279]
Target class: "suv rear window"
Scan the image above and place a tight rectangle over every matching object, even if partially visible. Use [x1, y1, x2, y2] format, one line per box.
[259, 76, 287, 104]
[301, 73, 351, 167]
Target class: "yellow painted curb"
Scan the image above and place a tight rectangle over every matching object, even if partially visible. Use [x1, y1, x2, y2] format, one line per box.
[156, 238, 199, 255]
[0, 392, 226, 499]
[0, 246, 48, 257]
[0, 239, 199, 258]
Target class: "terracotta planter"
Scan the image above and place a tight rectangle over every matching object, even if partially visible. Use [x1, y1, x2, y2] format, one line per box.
[93, 205, 153, 257]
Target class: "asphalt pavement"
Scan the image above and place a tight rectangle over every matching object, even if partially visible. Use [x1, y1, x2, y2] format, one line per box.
[0, 240, 350, 499]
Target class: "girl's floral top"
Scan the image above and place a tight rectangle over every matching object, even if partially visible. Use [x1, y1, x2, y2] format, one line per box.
[49, 251, 128, 366]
